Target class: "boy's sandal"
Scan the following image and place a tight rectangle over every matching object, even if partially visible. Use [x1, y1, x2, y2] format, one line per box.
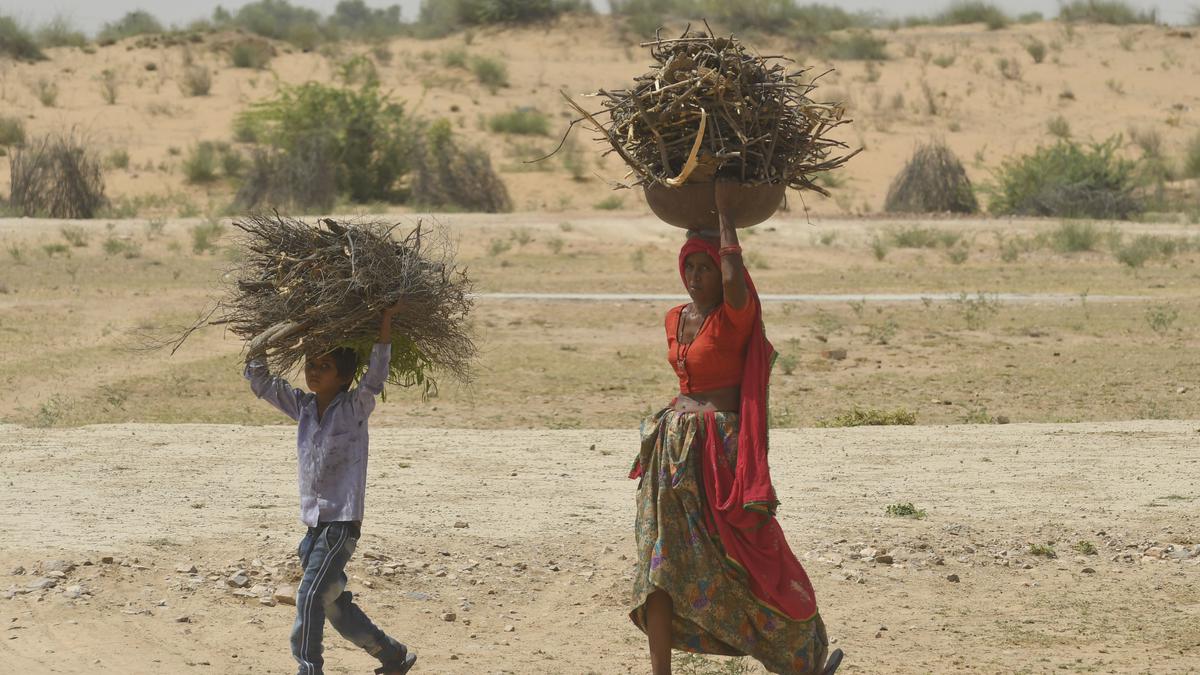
[823, 648, 844, 674]
[374, 652, 417, 675]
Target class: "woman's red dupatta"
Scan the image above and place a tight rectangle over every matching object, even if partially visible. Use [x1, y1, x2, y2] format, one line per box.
[679, 237, 818, 621]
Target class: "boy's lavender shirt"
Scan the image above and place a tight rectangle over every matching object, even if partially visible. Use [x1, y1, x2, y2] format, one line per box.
[244, 343, 391, 527]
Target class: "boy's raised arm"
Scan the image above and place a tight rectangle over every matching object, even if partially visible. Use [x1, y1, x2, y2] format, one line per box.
[355, 303, 401, 400]
[244, 353, 306, 421]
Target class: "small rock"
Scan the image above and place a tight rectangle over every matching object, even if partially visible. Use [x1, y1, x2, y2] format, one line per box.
[859, 547, 878, 560]
[27, 578, 57, 591]
[453, 521, 469, 529]
[42, 560, 75, 575]
[63, 585, 83, 599]
[175, 615, 191, 623]
[821, 348, 848, 361]
[874, 555, 894, 565]
[504, 624, 515, 632]
[946, 574, 960, 583]
[47, 571, 66, 579]
[100, 556, 114, 565]
[176, 564, 198, 574]
[442, 612, 457, 622]
[227, 572, 250, 588]
[1081, 567, 1096, 574]
[1144, 547, 1165, 559]
[10, 566, 25, 576]
[404, 591, 432, 601]
[273, 585, 296, 606]
[259, 598, 276, 607]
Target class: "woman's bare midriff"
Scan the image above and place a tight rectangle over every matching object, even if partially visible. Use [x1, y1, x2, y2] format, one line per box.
[674, 386, 740, 413]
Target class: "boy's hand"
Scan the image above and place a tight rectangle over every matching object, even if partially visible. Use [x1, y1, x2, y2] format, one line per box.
[378, 299, 404, 344]
[382, 299, 405, 317]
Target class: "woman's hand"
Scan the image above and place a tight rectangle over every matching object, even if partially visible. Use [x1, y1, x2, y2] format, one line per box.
[714, 178, 746, 221]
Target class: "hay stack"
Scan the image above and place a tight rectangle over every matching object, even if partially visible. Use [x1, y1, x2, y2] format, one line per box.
[884, 141, 978, 214]
[179, 215, 475, 394]
[560, 27, 857, 194]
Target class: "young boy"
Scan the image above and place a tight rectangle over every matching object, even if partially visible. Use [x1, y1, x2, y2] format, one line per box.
[245, 303, 416, 675]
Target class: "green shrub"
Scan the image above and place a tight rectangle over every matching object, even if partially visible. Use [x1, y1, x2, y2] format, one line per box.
[35, 78, 58, 107]
[230, 0, 323, 47]
[1050, 221, 1100, 252]
[988, 137, 1141, 219]
[0, 115, 25, 146]
[1182, 133, 1200, 179]
[419, 0, 590, 35]
[471, 55, 509, 91]
[889, 226, 961, 248]
[326, 0, 406, 41]
[230, 39, 273, 68]
[934, 2, 1010, 29]
[489, 109, 549, 135]
[237, 81, 417, 204]
[1046, 115, 1071, 139]
[884, 141, 978, 214]
[102, 236, 141, 258]
[36, 15, 87, 48]
[180, 66, 212, 96]
[0, 15, 46, 61]
[1026, 39, 1047, 63]
[59, 225, 89, 247]
[594, 195, 624, 210]
[183, 143, 219, 183]
[411, 118, 512, 212]
[1074, 540, 1098, 555]
[98, 10, 163, 44]
[99, 69, 119, 105]
[817, 407, 917, 427]
[824, 31, 888, 61]
[441, 47, 469, 68]
[885, 502, 927, 518]
[190, 221, 226, 254]
[1057, 1, 1156, 24]
[1029, 543, 1056, 557]
[107, 149, 130, 169]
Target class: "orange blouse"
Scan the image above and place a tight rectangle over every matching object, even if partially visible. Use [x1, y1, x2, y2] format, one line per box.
[666, 300, 757, 394]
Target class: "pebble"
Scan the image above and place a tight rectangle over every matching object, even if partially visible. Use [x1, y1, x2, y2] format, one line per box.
[504, 624, 515, 632]
[175, 615, 191, 623]
[27, 578, 57, 591]
[63, 585, 83, 599]
[273, 585, 296, 606]
[226, 572, 250, 588]
[453, 521, 469, 529]
[1081, 567, 1096, 574]
[176, 564, 198, 574]
[946, 574, 960, 583]
[442, 612, 457, 622]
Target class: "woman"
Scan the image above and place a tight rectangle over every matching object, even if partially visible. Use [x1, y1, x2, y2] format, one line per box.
[629, 180, 841, 675]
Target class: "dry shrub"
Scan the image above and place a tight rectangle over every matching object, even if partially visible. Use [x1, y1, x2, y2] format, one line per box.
[10, 133, 107, 218]
[234, 139, 336, 213]
[884, 141, 978, 214]
[411, 119, 511, 212]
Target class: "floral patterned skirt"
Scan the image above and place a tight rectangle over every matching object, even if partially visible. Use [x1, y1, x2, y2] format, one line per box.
[629, 409, 828, 675]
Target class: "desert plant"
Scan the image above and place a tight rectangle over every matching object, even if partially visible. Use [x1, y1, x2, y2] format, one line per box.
[934, 2, 1010, 29]
[954, 292, 1001, 330]
[102, 236, 141, 258]
[489, 109, 549, 135]
[190, 220, 226, 254]
[326, 0, 406, 41]
[411, 118, 512, 212]
[1184, 133, 1200, 179]
[98, 10, 163, 44]
[932, 53, 956, 68]
[1050, 221, 1100, 252]
[230, 39, 273, 68]
[824, 31, 888, 60]
[0, 115, 25, 146]
[1029, 542, 1056, 557]
[37, 15, 87, 48]
[99, 69, 120, 104]
[870, 235, 889, 261]
[181, 65, 213, 96]
[996, 57, 1022, 81]
[235, 142, 337, 212]
[1025, 39, 1047, 63]
[988, 137, 1140, 219]
[471, 55, 509, 92]
[817, 407, 917, 427]
[228, 0, 323, 47]
[59, 225, 89, 247]
[1074, 540, 1098, 555]
[0, 15, 46, 61]
[1145, 304, 1179, 335]
[34, 78, 58, 107]
[10, 133, 107, 218]
[889, 226, 959, 248]
[885, 502, 927, 518]
[1046, 115, 1071, 139]
[594, 195, 623, 210]
[182, 143, 219, 183]
[237, 81, 417, 204]
[1058, 1, 1156, 24]
[884, 142, 978, 214]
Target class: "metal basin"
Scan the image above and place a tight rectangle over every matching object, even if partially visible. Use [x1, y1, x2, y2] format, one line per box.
[643, 181, 786, 230]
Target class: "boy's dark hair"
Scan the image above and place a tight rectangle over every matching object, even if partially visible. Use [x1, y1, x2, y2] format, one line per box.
[328, 347, 359, 391]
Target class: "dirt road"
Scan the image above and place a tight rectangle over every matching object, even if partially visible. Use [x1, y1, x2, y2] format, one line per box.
[2, 421, 1197, 674]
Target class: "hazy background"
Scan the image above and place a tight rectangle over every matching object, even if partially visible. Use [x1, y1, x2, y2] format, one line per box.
[2, 0, 1195, 34]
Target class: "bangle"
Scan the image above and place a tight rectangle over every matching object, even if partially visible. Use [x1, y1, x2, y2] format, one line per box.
[719, 245, 742, 257]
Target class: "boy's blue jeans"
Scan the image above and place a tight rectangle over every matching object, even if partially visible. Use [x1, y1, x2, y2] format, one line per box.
[292, 521, 406, 675]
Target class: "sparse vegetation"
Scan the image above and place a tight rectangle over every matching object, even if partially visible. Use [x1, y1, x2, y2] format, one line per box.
[1057, 1, 1157, 25]
[1074, 540, 1098, 555]
[36, 15, 88, 48]
[1029, 542, 1056, 557]
[0, 14, 47, 61]
[594, 195, 624, 210]
[954, 292, 1001, 330]
[817, 407, 917, 427]
[885, 502, 927, 518]
[190, 220, 226, 254]
[1182, 133, 1200, 179]
[489, 109, 549, 135]
[0, 115, 25, 146]
[34, 78, 58, 107]
[102, 236, 141, 258]
[471, 55, 509, 92]
[1144, 304, 1179, 335]
[230, 39, 273, 69]
[99, 69, 120, 104]
[1046, 115, 1071, 139]
[824, 31, 888, 61]
[180, 66, 213, 97]
[10, 133, 107, 219]
[1025, 39, 1047, 63]
[97, 10, 164, 45]
[932, 2, 1010, 29]
[1050, 221, 1100, 253]
[884, 141, 978, 214]
[411, 118, 512, 212]
[989, 137, 1140, 219]
[996, 57, 1022, 81]
[59, 225, 89, 247]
